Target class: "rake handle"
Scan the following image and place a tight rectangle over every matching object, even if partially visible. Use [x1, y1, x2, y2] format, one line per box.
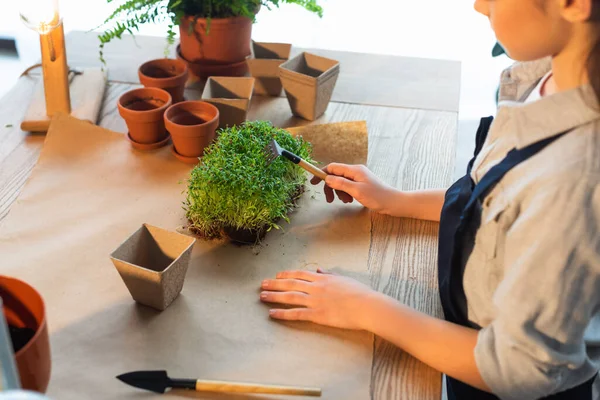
[298, 159, 328, 181]
[281, 150, 328, 181]
[194, 379, 322, 396]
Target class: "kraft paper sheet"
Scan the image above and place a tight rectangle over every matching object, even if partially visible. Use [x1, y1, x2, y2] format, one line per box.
[0, 114, 372, 399]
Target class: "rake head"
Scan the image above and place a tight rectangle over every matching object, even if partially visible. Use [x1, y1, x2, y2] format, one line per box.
[264, 138, 283, 165]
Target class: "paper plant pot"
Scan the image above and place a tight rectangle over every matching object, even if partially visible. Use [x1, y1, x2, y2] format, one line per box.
[110, 224, 196, 311]
[201, 77, 255, 129]
[164, 101, 219, 160]
[138, 58, 188, 103]
[279, 52, 340, 121]
[117, 87, 172, 147]
[0, 276, 51, 393]
[247, 41, 292, 96]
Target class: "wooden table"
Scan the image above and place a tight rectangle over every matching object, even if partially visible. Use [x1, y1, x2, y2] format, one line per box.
[0, 31, 460, 400]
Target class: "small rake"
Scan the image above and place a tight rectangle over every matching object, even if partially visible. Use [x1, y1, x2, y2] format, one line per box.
[264, 139, 327, 180]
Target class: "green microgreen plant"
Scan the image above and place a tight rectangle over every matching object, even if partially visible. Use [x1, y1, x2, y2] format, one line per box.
[184, 120, 313, 239]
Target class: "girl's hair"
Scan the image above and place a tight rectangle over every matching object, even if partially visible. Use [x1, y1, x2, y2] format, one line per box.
[589, 2, 600, 104]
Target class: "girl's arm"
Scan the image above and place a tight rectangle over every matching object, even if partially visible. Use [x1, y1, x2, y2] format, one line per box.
[389, 189, 447, 221]
[311, 163, 446, 222]
[364, 292, 490, 391]
[260, 271, 491, 392]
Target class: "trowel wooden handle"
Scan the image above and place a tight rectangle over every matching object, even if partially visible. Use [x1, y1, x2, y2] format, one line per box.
[194, 379, 322, 396]
[298, 159, 328, 181]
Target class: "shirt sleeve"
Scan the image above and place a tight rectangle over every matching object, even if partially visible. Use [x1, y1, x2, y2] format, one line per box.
[474, 179, 600, 400]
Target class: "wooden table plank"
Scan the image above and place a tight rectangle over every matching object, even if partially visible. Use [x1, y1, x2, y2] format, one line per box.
[56, 31, 460, 112]
[1, 60, 457, 399]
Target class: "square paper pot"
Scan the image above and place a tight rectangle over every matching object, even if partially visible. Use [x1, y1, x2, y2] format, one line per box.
[201, 77, 255, 129]
[247, 42, 292, 96]
[251, 41, 292, 60]
[279, 52, 340, 121]
[110, 224, 196, 311]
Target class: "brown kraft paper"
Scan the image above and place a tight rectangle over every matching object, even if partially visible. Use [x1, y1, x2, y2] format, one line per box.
[0, 114, 372, 399]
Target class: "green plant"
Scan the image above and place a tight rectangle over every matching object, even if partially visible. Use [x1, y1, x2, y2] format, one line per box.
[97, 0, 323, 64]
[184, 121, 313, 239]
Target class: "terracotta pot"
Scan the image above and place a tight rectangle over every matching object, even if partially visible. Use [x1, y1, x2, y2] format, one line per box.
[138, 58, 189, 103]
[279, 52, 340, 121]
[0, 276, 50, 393]
[110, 224, 196, 311]
[164, 101, 219, 159]
[176, 45, 249, 80]
[117, 88, 172, 147]
[179, 16, 252, 64]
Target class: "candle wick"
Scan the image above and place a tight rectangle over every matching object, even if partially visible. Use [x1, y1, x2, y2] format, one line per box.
[45, 34, 56, 62]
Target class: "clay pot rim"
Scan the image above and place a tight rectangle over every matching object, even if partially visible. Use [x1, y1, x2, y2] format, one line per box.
[117, 87, 173, 116]
[0, 276, 47, 358]
[180, 14, 254, 25]
[138, 58, 189, 87]
[165, 100, 220, 134]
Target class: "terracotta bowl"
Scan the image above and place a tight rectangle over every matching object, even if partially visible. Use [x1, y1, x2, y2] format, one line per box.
[117, 87, 172, 146]
[176, 45, 249, 79]
[164, 101, 220, 159]
[138, 58, 188, 103]
[0, 276, 50, 393]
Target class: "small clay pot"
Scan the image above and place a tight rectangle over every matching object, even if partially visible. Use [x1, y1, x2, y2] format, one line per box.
[0, 276, 51, 393]
[138, 58, 189, 103]
[117, 88, 172, 147]
[179, 16, 252, 64]
[176, 45, 249, 80]
[164, 101, 219, 159]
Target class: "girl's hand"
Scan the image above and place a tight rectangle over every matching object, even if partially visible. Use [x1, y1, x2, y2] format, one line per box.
[260, 268, 378, 330]
[311, 163, 398, 214]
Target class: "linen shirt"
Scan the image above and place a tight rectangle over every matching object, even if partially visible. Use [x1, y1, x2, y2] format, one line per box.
[464, 57, 600, 399]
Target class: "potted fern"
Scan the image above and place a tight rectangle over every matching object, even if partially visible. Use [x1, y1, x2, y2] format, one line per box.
[184, 120, 312, 244]
[98, 0, 323, 74]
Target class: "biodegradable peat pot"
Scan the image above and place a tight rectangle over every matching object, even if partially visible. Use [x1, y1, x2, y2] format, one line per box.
[138, 58, 189, 103]
[179, 16, 252, 64]
[110, 224, 196, 311]
[201, 77, 255, 129]
[279, 52, 340, 121]
[165, 101, 219, 161]
[0, 276, 51, 393]
[176, 45, 249, 80]
[117, 87, 172, 148]
[247, 41, 292, 96]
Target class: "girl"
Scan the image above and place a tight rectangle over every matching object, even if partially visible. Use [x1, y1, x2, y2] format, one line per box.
[259, 0, 600, 399]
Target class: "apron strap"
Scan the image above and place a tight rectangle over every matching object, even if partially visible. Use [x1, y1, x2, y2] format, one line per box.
[463, 131, 567, 217]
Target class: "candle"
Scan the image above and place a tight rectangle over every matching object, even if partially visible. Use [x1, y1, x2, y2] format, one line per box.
[20, 0, 71, 117]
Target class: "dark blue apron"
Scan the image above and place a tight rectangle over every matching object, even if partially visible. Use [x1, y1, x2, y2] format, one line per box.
[438, 117, 597, 399]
